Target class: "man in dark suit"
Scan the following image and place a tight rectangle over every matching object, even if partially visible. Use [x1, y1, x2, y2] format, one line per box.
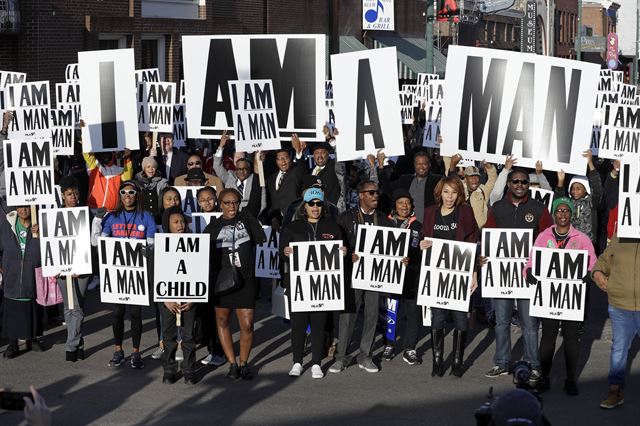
[265, 149, 303, 221]
[156, 133, 189, 185]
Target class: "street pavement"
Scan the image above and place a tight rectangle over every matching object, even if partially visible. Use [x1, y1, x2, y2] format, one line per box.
[1, 284, 639, 425]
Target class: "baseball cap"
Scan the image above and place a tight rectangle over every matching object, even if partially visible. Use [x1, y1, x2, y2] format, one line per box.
[464, 166, 481, 177]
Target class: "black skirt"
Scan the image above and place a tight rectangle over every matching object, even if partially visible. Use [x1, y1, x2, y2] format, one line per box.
[214, 276, 257, 309]
[2, 297, 43, 340]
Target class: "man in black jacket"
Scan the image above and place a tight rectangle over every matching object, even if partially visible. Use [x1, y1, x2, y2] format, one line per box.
[155, 133, 189, 185]
[265, 149, 303, 221]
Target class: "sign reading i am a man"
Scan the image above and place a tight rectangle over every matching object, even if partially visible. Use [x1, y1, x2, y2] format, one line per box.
[99, 237, 149, 306]
[39, 207, 92, 277]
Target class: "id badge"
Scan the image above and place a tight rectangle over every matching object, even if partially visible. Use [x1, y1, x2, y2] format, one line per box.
[229, 252, 242, 267]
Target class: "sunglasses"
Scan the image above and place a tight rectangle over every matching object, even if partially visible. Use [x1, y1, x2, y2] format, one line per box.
[360, 190, 380, 196]
[307, 201, 324, 207]
[120, 189, 137, 196]
[510, 179, 529, 185]
[555, 208, 571, 214]
[187, 161, 202, 166]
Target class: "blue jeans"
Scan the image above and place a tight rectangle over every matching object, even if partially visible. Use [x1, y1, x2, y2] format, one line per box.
[607, 305, 640, 388]
[493, 298, 540, 369]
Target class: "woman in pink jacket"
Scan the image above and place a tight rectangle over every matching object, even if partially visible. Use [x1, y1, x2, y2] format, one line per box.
[524, 197, 597, 396]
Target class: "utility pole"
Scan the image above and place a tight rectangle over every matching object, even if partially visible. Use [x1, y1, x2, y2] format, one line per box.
[425, 0, 435, 73]
[575, 0, 582, 60]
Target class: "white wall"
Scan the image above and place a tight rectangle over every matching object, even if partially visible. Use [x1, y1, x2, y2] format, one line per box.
[615, 0, 637, 56]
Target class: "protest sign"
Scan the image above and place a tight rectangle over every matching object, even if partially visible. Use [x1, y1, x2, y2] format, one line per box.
[173, 103, 187, 148]
[416, 73, 439, 100]
[255, 226, 280, 279]
[228, 79, 280, 152]
[99, 237, 149, 306]
[325, 80, 336, 134]
[402, 84, 418, 95]
[598, 103, 640, 160]
[5, 81, 51, 139]
[55, 82, 81, 128]
[331, 47, 404, 161]
[530, 247, 588, 321]
[422, 305, 432, 327]
[78, 48, 139, 153]
[423, 101, 442, 148]
[178, 80, 186, 104]
[65, 64, 79, 82]
[50, 108, 75, 156]
[182, 34, 325, 141]
[39, 207, 91, 277]
[153, 233, 210, 303]
[617, 161, 640, 239]
[0, 71, 26, 88]
[134, 68, 160, 85]
[137, 81, 175, 133]
[352, 224, 409, 294]
[40, 185, 63, 210]
[378, 296, 399, 341]
[417, 238, 477, 311]
[440, 46, 599, 175]
[529, 187, 553, 212]
[399, 91, 417, 125]
[3, 138, 55, 206]
[481, 229, 534, 299]
[175, 186, 204, 217]
[290, 240, 344, 312]
[190, 212, 222, 233]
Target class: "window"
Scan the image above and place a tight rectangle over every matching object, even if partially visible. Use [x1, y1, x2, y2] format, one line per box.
[141, 35, 166, 80]
[99, 35, 127, 50]
[141, 0, 199, 19]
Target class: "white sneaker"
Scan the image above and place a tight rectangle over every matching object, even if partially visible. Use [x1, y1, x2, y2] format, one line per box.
[289, 363, 303, 377]
[311, 364, 324, 379]
[151, 346, 164, 360]
[201, 354, 213, 365]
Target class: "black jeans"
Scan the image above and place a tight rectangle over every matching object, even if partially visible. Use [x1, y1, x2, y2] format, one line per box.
[290, 311, 327, 365]
[540, 318, 579, 381]
[161, 304, 197, 374]
[112, 304, 142, 348]
[431, 307, 468, 331]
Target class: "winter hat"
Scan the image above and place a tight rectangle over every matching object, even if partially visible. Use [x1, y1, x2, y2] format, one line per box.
[303, 187, 324, 203]
[392, 188, 413, 204]
[552, 197, 574, 215]
[491, 389, 544, 426]
[569, 176, 590, 197]
[142, 156, 158, 170]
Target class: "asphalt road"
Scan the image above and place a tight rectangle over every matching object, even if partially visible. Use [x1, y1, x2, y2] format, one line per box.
[1, 284, 639, 425]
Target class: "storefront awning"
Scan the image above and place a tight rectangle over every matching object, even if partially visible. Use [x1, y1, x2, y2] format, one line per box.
[369, 33, 447, 79]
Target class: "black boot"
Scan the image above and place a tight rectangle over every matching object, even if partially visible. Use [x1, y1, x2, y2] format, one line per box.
[3, 340, 19, 359]
[451, 330, 467, 377]
[431, 329, 445, 377]
[66, 350, 78, 362]
[77, 338, 85, 360]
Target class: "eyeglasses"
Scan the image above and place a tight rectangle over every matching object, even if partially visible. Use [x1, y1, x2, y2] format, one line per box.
[222, 200, 240, 206]
[307, 201, 324, 207]
[510, 179, 530, 185]
[187, 161, 202, 166]
[120, 189, 137, 196]
[360, 190, 380, 196]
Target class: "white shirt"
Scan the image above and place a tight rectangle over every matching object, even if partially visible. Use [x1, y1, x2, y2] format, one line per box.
[276, 171, 285, 190]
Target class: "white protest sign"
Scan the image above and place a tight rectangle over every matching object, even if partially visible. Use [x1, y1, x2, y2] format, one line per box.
[228, 79, 280, 152]
[428, 81, 444, 102]
[481, 229, 534, 299]
[65, 64, 79, 83]
[423, 101, 442, 148]
[325, 80, 336, 133]
[172, 103, 187, 148]
[3, 139, 55, 206]
[190, 212, 222, 233]
[182, 34, 325, 141]
[153, 233, 210, 303]
[5, 81, 51, 139]
[440, 46, 599, 175]
[352, 224, 409, 294]
[175, 186, 205, 217]
[39, 207, 91, 277]
[134, 68, 160, 85]
[402, 84, 418, 94]
[422, 305, 432, 327]
[40, 185, 63, 210]
[331, 47, 404, 161]
[417, 238, 477, 312]
[99, 237, 149, 306]
[56, 82, 81, 129]
[255, 225, 280, 279]
[0, 71, 26, 88]
[290, 240, 344, 312]
[399, 91, 417, 124]
[617, 161, 640, 239]
[78, 48, 139, 153]
[530, 247, 588, 321]
[599, 69, 623, 86]
[416, 73, 439, 101]
[50, 108, 75, 156]
[137, 81, 175, 133]
[529, 187, 554, 212]
[599, 103, 640, 160]
[178, 80, 186, 104]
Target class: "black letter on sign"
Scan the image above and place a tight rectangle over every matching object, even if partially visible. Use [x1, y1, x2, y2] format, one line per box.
[458, 56, 507, 154]
[541, 67, 581, 163]
[201, 39, 238, 132]
[355, 59, 384, 152]
[99, 62, 117, 150]
[502, 62, 535, 157]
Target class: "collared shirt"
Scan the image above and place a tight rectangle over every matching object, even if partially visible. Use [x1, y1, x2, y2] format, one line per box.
[276, 171, 286, 190]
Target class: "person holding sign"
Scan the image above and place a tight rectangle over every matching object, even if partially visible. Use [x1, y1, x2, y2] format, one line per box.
[524, 198, 596, 395]
[204, 188, 266, 380]
[100, 180, 156, 369]
[0, 206, 43, 359]
[280, 187, 345, 379]
[420, 176, 479, 377]
[84, 150, 134, 213]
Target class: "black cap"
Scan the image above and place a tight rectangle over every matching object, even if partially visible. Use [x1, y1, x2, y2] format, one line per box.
[309, 142, 334, 155]
[119, 180, 141, 191]
[185, 168, 206, 181]
[392, 188, 413, 203]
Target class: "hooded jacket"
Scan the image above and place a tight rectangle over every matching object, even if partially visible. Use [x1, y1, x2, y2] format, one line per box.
[555, 170, 603, 242]
[0, 211, 41, 299]
[84, 153, 133, 211]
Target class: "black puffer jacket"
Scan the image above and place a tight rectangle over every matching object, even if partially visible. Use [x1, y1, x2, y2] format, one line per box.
[0, 211, 41, 299]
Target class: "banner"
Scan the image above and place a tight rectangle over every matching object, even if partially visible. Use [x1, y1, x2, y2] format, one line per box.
[182, 34, 325, 141]
[137, 81, 175, 133]
[190, 212, 221, 233]
[5, 81, 51, 139]
[440, 46, 599, 176]
[331, 47, 404, 161]
[39, 207, 91, 277]
[99, 237, 149, 306]
[521, 0, 537, 53]
[530, 247, 588, 321]
[606, 33, 618, 70]
[153, 233, 210, 303]
[228, 79, 280, 152]
[599, 103, 640, 160]
[55, 82, 81, 129]
[255, 225, 281, 279]
[50, 108, 75, 156]
[352, 224, 409, 294]
[173, 104, 187, 148]
[378, 296, 399, 341]
[3, 139, 55, 206]
[362, 0, 394, 31]
[78, 48, 139, 153]
[290, 240, 344, 312]
[417, 238, 477, 312]
[134, 68, 160, 85]
[481, 229, 534, 299]
[529, 187, 553, 212]
[617, 161, 640, 239]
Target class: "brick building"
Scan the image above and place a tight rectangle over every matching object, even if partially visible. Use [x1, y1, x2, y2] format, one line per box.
[554, 0, 578, 58]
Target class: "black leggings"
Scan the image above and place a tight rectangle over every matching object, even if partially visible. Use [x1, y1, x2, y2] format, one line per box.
[112, 305, 142, 349]
[290, 311, 327, 365]
[539, 318, 579, 381]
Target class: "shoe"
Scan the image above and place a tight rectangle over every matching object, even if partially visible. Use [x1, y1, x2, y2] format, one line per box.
[328, 359, 345, 374]
[77, 338, 85, 360]
[311, 364, 324, 379]
[563, 378, 579, 396]
[175, 347, 184, 362]
[108, 350, 125, 367]
[600, 385, 624, 409]
[450, 330, 467, 377]
[382, 345, 394, 361]
[28, 339, 45, 352]
[226, 363, 240, 380]
[239, 364, 253, 380]
[3, 342, 19, 359]
[537, 376, 551, 393]
[151, 346, 165, 360]
[358, 358, 379, 373]
[528, 369, 542, 387]
[201, 353, 227, 366]
[66, 350, 78, 362]
[130, 352, 145, 369]
[289, 363, 303, 377]
[184, 372, 198, 385]
[485, 365, 509, 378]
[403, 350, 419, 365]
[162, 373, 176, 384]
[431, 329, 445, 377]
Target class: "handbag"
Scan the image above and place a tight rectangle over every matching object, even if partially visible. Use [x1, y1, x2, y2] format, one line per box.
[214, 221, 244, 295]
[35, 268, 63, 306]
